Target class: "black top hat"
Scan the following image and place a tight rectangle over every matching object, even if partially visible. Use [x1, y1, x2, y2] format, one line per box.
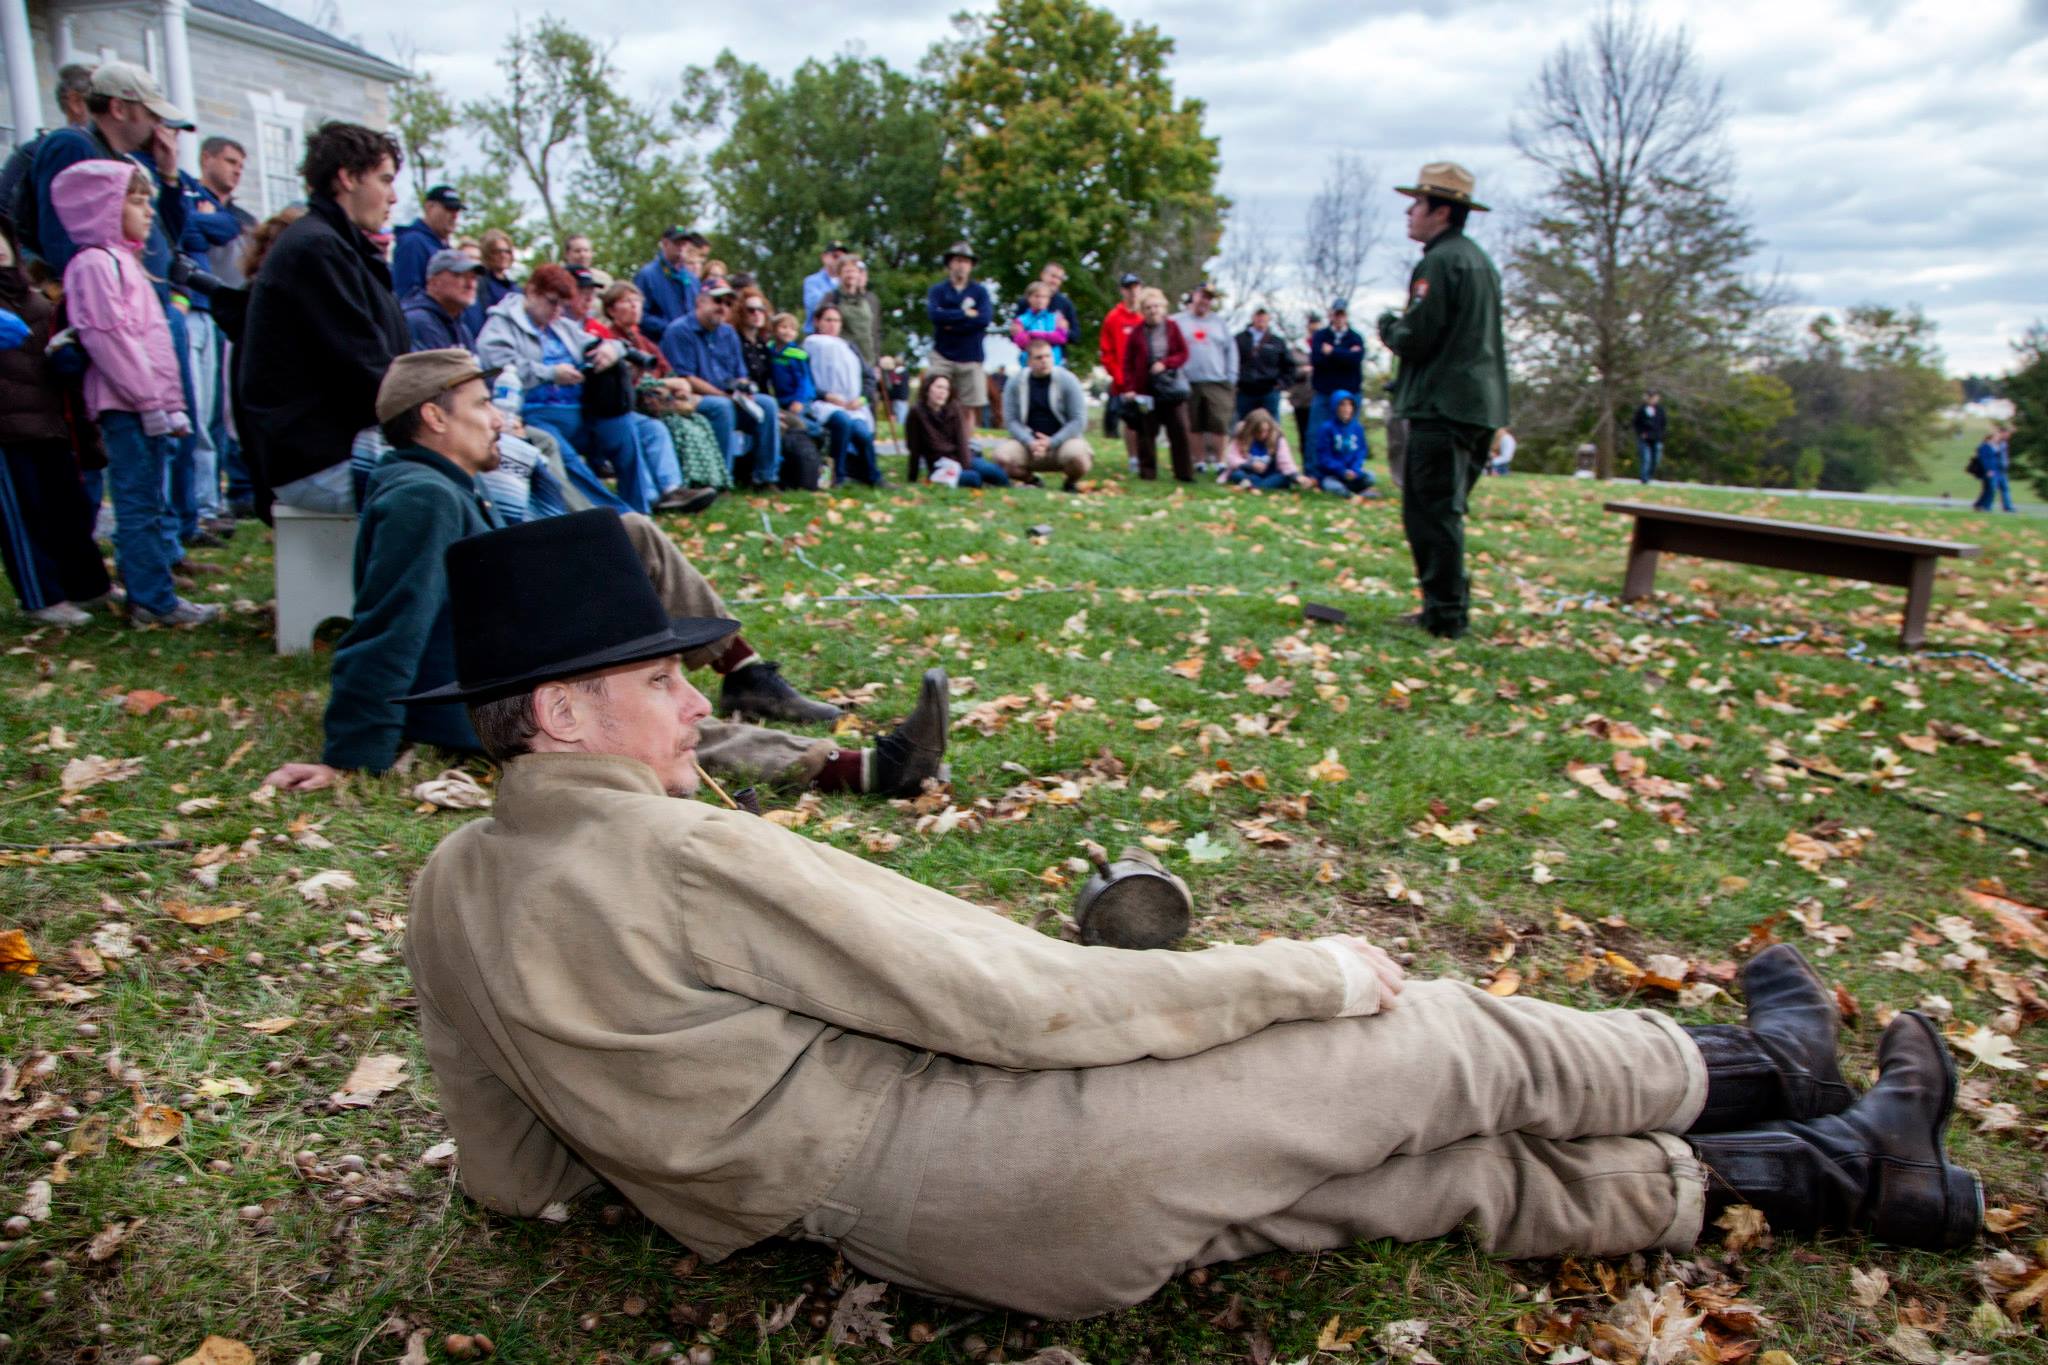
[396, 510, 738, 705]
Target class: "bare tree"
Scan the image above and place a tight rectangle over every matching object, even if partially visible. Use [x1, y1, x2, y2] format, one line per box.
[1507, 2, 1773, 477]
[1210, 201, 1285, 330]
[1298, 153, 1384, 312]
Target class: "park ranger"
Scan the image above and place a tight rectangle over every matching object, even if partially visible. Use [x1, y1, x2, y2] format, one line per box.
[1376, 162, 1509, 639]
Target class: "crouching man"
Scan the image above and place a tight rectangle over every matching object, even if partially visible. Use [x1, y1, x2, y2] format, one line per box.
[404, 509, 1982, 1320]
[264, 351, 945, 799]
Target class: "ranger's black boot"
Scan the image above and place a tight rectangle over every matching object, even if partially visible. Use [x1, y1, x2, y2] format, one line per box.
[1685, 943, 1856, 1131]
[1686, 1012, 1981, 1251]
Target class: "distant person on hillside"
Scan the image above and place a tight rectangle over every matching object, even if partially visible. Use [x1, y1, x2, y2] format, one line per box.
[1099, 272, 1145, 464]
[924, 241, 992, 416]
[1118, 286, 1193, 483]
[1309, 301, 1365, 439]
[1633, 390, 1667, 484]
[403, 249, 483, 353]
[819, 255, 882, 395]
[1235, 306, 1288, 423]
[1287, 311, 1319, 454]
[464, 228, 520, 336]
[634, 225, 708, 339]
[995, 338, 1091, 490]
[1488, 426, 1516, 475]
[1009, 280, 1070, 369]
[1174, 285, 1238, 474]
[802, 241, 847, 332]
[1970, 425, 2015, 513]
[1039, 262, 1080, 345]
[562, 234, 595, 271]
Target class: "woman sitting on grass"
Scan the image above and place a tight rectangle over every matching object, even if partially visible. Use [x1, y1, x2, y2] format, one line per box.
[905, 372, 1009, 489]
[1218, 408, 1307, 491]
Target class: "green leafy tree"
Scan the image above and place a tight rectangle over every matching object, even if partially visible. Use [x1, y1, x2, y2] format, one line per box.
[1506, 5, 1776, 477]
[2003, 324, 2048, 499]
[1764, 306, 1952, 491]
[679, 51, 950, 353]
[931, 0, 1225, 371]
[466, 19, 617, 250]
[565, 100, 704, 279]
[388, 70, 457, 204]
[450, 167, 534, 252]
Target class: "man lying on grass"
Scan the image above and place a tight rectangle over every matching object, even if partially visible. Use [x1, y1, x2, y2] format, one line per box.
[263, 350, 947, 801]
[403, 510, 1983, 1320]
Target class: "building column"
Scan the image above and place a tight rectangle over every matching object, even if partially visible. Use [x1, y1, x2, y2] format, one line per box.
[1, 0, 41, 149]
[160, 0, 198, 172]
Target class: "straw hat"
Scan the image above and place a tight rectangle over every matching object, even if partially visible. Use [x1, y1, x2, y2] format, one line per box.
[1393, 162, 1490, 212]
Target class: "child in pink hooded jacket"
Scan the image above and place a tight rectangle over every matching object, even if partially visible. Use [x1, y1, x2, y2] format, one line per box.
[53, 158, 217, 626]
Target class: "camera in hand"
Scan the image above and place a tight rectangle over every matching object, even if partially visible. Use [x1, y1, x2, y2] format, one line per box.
[622, 347, 657, 369]
[167, 255, 222, 296]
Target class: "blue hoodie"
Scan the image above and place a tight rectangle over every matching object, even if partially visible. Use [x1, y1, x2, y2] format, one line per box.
[1311, 390, 1370, 480]
[770, 342, 817, 408]
[391, 216, 447, 298]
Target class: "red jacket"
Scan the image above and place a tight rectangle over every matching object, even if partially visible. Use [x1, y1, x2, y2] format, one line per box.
[1120, 318, 1188, 397]
[1099, 302, 1143, 388]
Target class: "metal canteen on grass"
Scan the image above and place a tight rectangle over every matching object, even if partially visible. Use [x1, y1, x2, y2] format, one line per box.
[1073, 846, 1193, 950]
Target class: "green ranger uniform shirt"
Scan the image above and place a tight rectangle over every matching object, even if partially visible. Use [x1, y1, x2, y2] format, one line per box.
[1376, 228, 1509, 429]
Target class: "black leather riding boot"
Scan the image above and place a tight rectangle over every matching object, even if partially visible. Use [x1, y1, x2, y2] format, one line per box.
[1686, 1012, 1981, 1251]
[1684, 943, 1856, 1131]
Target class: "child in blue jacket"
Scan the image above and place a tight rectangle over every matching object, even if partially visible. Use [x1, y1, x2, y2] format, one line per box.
[1310, 390, 1376, 497]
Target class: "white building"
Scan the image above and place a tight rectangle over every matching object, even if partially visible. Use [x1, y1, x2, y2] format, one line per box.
[0, 0, 407, 216]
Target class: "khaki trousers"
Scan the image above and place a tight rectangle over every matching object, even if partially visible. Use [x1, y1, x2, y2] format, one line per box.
[991, 436, 1093, 480]
[620, 512, 835, 786]
[801, 981, 1707, 1319]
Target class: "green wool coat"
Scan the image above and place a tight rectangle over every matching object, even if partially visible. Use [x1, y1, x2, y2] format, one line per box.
[1377, 228, 1510, 430]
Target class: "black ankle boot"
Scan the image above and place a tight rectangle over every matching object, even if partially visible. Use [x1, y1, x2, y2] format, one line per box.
[1686, 1012, 1981, 1251]
[717, 661, 842, 725]
[869, 669, 950, 796]
[1684, 944, 1856, 1131]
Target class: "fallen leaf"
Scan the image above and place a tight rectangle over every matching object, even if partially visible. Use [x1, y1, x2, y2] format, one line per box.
[195, 1077, 258, 1099]
[418, 1140, 458, 1168]
[1485, 967, 1522, 997]
[1315, 1315, 1367, 1352]
[410, 769, 493, 811]
[60, 753, 145, 794]
[1182, 831, 1231, 863]
[122, 689, 173, 716]
[175, 796, 222, 816]
[86, 1216, 143, 1262]
[397, 1330, 428, 1365]
[19, 1177, 52, 1221]
[1951, 1025, 2025, 1071]
[0, 927, 38, 975]
[163, 900, 245, 927]
[1565, 760, 1627, 802]
[1716, 1203, 1771, 1253]
[294, 869, 358, 904]
[1305, 747, 1349, 783]
[174, 1337, 254, 1365]
[241, 1016, 298, 1034]
[115, 1104, 185, 1149]
[827, 1279, 894, 1346]
[330, 1053, 408, 1108]
[760, 1292, 808, 1335]
[1881, 1325, 1938, 1364]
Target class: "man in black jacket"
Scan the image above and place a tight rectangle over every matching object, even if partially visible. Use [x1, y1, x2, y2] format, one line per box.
[1632, 390, 1668, 484]
[240, 122, 409, 515]
[1234, 307, 1288, 424]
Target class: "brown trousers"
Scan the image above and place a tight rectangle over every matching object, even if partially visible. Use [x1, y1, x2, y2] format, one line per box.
[799, 981, 1706, 1319]
[620, 512, 835, 786]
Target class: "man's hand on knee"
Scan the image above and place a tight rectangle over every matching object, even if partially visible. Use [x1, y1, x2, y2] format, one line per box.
[1314, 935, 1406, 1017]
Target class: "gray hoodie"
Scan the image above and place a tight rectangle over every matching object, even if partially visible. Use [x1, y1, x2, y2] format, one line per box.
[1172, 308, 1240, 385]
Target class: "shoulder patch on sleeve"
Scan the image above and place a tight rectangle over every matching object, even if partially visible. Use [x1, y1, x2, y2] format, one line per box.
[1409, 278, 1430, 305]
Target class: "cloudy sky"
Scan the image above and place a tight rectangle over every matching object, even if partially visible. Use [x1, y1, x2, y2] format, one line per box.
[317, 0, 2048, 373]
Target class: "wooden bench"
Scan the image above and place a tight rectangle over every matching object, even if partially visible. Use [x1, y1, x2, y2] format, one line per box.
[1604, 501, 1980, 649]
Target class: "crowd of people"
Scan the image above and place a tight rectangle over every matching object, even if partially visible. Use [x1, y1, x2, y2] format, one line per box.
[0, 70, 1991, 1321]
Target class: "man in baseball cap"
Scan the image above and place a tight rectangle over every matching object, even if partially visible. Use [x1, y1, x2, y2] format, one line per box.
[404, 249, 487, 352]
[25, 60, 192, 274]
[636, 226, 710, 336]
[393, 183, 467, 297]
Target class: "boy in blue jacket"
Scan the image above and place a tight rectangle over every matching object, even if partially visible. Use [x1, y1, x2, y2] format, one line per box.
[1311, 390, 1377, 497]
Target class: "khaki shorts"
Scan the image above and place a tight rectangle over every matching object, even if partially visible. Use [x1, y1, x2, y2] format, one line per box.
[993, 436, 1094, 479]
[1188, 381, 1235, 436]
[924, 357, 989, 410]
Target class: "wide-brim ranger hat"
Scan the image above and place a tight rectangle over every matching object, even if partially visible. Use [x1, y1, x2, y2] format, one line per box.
[942, 240, 977, 263]
[396, 510, 739, 705]
[1393, 161, 1490, 213]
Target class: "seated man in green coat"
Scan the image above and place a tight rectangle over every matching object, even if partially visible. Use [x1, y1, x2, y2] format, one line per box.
[263, 350, 946, 798]
[402, 509, 1981, 1322]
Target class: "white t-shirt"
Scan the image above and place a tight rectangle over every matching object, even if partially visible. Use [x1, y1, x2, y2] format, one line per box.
[1494, 432, 1517, 465]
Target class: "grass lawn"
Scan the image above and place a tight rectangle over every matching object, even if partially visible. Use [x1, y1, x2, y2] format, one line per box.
[4, 448, 2047, 1365]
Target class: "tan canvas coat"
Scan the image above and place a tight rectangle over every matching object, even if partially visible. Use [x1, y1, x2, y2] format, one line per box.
[404, 752, 1348, 1260]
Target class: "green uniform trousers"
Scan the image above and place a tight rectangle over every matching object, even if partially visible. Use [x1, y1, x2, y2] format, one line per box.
[1400, 417, 1490, 637]
[796, 980, 1707, 1320]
